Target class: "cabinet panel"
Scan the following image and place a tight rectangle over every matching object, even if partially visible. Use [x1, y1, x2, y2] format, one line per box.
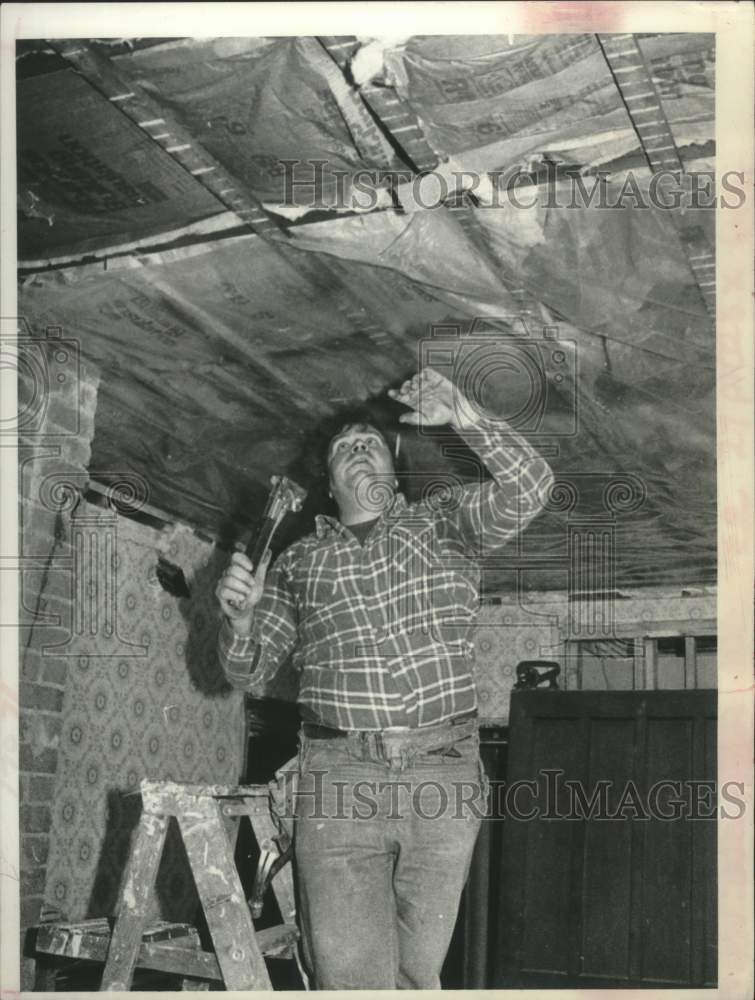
[702, 716, 717, 984]
[498, 690, 717, 988]
[580, 718, 635, 979]
[641, 718, 694, 983]
[521, 720, 582, 976]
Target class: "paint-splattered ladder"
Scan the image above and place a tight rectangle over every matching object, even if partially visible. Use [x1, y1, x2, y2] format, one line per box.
[47, 780, 302, 990]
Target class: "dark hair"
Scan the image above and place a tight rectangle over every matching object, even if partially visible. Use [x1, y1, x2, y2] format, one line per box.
[285, 395, 407, 523]
[322, 404, 398, 465]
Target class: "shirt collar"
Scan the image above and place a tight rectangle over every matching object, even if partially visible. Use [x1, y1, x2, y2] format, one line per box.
[314, 491, 408, 539]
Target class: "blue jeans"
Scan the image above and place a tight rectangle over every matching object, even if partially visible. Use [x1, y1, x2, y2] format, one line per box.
[293, 729, 487, 989]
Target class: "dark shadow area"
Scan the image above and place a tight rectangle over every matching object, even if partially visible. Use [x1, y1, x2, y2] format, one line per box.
[87, 787, 142, 920]
[178, 544, 235, 697]
[245, 698, 300, 784]
[87, 790, 200, 926]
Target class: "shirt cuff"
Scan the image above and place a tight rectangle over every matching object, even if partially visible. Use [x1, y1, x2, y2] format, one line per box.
[219, 617, 258, 680]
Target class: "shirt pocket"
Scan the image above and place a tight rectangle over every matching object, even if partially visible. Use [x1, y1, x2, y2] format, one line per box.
[387, 525, 479, 627]
[387, 522, 444, 580]
[295, 551, 342, 621]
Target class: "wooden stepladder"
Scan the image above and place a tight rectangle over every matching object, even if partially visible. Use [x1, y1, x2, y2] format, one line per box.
[100, 780, 300, 991]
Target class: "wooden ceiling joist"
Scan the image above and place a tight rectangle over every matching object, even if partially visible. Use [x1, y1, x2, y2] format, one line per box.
[597, 33, 716, 318]
[47, 39, 282, 239]
[317, 35, 541, 322]
[46, 38, 397, 362]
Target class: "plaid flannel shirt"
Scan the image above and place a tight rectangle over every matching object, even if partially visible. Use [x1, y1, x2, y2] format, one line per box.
[218, 417, 553, 730]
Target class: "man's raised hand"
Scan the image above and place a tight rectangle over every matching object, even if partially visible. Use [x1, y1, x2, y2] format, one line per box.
[388, 368, 479, 430]
[215, 549, 271, 635]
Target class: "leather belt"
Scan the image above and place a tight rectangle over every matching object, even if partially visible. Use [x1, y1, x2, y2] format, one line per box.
[301, 710, 478, 750]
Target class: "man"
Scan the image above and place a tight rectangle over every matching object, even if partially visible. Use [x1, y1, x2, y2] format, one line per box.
[216, 367, 553, 989]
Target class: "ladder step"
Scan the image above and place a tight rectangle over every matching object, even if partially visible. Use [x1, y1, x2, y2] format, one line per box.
[36, 919, 299, 984]
[256, 923, 300, 958]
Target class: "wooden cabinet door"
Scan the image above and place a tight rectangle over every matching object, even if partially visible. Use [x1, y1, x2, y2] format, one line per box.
[496, 690, 717, 988]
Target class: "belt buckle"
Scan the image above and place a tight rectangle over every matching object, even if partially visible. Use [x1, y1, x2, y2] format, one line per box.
[381, 730, 410, 770]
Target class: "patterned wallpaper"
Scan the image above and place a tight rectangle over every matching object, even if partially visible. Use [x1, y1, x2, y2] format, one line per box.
[474, 602, 561, 723]
[43, 509, 245, 923]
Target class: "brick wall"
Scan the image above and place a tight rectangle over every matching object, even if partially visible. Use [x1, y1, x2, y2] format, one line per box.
[17, 326, 99, 985]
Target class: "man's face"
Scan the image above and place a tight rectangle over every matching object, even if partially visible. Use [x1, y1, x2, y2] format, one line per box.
[327, 423, 395, 504]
